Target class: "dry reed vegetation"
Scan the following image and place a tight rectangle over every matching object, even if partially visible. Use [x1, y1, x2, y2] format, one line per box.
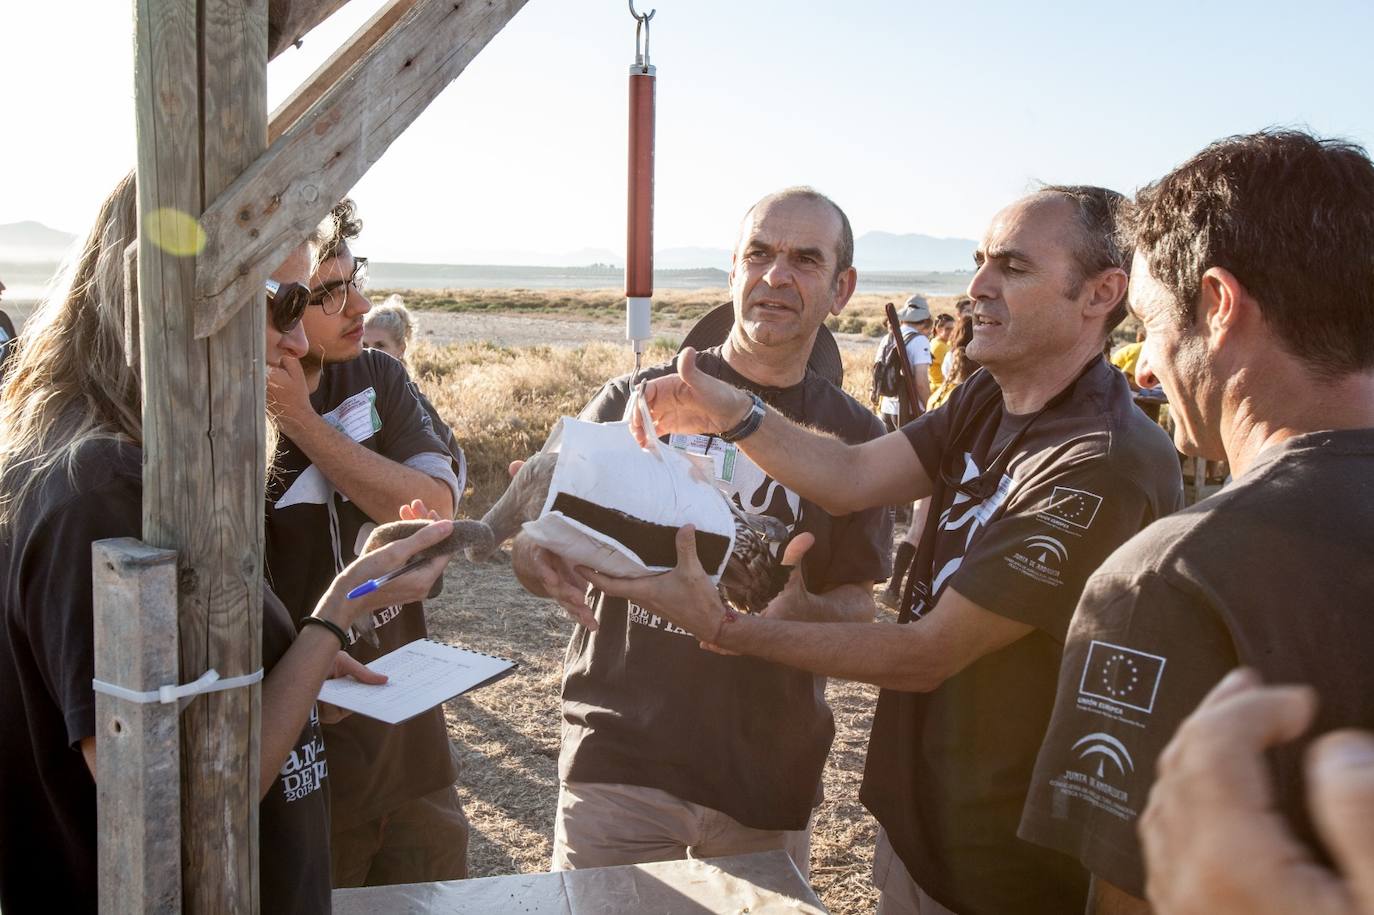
[415, 336, 886, 913]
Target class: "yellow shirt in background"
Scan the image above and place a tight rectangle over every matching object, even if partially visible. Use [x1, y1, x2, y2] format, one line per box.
[1110, 341, 1143, 379]
[929, 338, 950, 388]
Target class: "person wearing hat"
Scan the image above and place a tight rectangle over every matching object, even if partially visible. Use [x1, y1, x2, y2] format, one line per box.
[873, 296, 935, 431]
[512, 186, 891, 875]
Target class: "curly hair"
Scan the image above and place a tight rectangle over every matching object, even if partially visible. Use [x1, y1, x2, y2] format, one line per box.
[308, 198, 363, 273]
[1122, 130, 1374, 379]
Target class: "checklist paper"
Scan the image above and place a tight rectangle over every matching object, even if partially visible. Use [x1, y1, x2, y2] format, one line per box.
[317, 639, 517, 724]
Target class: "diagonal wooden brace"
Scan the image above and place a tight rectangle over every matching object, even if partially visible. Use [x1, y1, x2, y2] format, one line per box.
[192, 0, 530, 339]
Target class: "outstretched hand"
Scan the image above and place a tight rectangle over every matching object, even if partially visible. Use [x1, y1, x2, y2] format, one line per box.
[579, 525, 728, 642]
[504, 459, 599, 630]
[698, 531, 815, 654]
[630, 348, 754, 448]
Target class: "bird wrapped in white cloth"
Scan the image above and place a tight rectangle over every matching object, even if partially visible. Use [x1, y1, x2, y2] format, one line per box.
[359, 433, 794, 644]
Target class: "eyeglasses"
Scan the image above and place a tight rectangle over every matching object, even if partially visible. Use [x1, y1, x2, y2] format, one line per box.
[308, 256, 368, 315]
[266, 279, 310, 333]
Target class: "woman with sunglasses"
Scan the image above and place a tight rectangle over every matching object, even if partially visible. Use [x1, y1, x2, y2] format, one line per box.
[0, 176, 452, 914]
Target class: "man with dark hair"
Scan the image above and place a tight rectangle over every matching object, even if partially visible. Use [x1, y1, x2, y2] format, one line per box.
[513, 188, 891, 876]
[265, 198, 470, 887]
[587, 188, 1183, 913]
[1019, 130, 1374, 914]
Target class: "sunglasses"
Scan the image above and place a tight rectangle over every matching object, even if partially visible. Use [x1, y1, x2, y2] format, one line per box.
[266, 279, 310, 333]
[307, 256, 368, 316]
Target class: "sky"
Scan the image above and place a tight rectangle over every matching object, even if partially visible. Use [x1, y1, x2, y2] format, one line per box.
[4, 0, 1373, 264]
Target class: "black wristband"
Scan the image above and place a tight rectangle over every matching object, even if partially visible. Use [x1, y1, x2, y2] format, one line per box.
[720, 392, 766, 443]
[299, 615, 349, 651]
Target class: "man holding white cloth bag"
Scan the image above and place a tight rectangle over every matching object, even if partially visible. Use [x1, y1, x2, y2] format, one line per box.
[513, 187, 892, 874]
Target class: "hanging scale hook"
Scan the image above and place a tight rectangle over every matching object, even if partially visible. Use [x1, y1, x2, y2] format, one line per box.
[629, 0, 655, 71]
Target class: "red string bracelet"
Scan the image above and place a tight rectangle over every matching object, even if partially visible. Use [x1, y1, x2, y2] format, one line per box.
[711, 605, 740, 647]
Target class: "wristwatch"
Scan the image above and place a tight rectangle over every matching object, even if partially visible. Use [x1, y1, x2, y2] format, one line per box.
[720, 392, 766, 443]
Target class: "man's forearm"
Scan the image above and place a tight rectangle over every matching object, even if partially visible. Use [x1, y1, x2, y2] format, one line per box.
[735, 408, 928, 515]
[770, 581, 875, 623]
[283, 412, 454, 521]
[716, 614, 943, 691]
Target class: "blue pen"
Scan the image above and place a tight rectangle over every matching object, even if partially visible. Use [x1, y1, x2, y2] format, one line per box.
[347, 555, 431, 600]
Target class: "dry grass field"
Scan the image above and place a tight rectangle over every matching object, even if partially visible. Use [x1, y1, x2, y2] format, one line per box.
[373, 286, 966, 342]
[412, 333, 891, 913]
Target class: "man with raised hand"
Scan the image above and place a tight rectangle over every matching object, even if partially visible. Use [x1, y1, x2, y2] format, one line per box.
[265, 199, 469, 887]
[513, 187, 891, 877]
[588, 186, 1182, 914]
[1018, 130, 1374, 914]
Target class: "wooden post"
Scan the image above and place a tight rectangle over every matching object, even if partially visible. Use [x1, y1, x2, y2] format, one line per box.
[94, 539, 182, 914]
[133, 0, 267, 910]
[194, 0, 531, 337]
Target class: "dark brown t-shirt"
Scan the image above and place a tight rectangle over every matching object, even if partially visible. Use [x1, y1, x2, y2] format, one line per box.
[265, 350, 460, 830]
[561, 348, 892, 830]
[1019, 428, 1374, 897]
[0, 438, 331, 914]
[860, 357, 1183, 915]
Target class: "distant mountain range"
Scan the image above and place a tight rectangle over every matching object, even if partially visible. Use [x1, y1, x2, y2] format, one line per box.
[0, 221, 977, 272]
[546, 232, 977, 272]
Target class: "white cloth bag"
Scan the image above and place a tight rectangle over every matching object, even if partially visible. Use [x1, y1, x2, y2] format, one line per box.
[520, 393, 736, 581]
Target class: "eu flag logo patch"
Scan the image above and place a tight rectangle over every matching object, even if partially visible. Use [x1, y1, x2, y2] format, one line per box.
[1042, 486, 1103, 529]
[1078, 641, 1167, 714]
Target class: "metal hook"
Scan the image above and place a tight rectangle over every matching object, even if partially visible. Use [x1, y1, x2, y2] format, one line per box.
[629, 0, 655, 70]
[628, 0, 655, 24]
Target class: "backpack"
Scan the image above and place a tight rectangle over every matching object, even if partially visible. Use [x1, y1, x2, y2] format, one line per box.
[871, 331, 918, 399]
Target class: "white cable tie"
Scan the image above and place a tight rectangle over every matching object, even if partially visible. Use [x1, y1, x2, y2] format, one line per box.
[92, 667, 264, 705]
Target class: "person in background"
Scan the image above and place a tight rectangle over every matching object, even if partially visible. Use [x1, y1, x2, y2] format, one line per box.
[873, 298, 934, 529]
[872, 296, 934, 431]
[1110, 326, 1147, 390]
[928, 313, 955, 391]
[879, 314, 980, 611]
[1019, 130, 1374, 914]
[0, 278, 17, 376]
[928, 314, 977, 412]
[363, 294, 467, 502]
[1141, 669, 1374, 915]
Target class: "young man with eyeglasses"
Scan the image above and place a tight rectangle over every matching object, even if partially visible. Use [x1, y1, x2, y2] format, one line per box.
[585, 187, 1183, 914]
[264, 199, 470, 888]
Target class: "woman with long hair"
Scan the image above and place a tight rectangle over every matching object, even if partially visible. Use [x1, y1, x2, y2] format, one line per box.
[0, 177, 452, 913]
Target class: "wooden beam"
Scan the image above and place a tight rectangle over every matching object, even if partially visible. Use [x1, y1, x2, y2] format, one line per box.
[134, 0, 267, 910]
[270, 0, 421, 143]
[94, 539, 181, 915]
[268, 0, 354, 59]
[193, 0, 531, 338]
